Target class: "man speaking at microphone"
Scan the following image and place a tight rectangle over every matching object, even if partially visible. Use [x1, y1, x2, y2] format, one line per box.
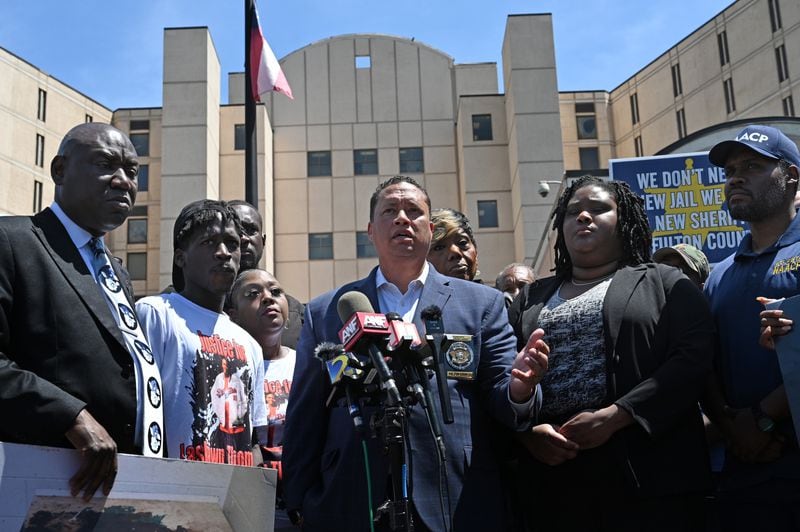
[283, 176, 548, 531]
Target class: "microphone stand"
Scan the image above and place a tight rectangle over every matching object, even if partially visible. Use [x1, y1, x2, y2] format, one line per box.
[373, 401, 414, 531]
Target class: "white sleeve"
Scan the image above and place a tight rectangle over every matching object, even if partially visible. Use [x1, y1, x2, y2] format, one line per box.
[250, 343, 268, 428]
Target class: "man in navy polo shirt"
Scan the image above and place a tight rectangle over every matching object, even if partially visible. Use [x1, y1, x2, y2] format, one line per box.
[703, 124, 800, 531]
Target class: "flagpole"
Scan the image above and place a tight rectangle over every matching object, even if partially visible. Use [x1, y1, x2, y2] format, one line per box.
[244, 0, 258, 206]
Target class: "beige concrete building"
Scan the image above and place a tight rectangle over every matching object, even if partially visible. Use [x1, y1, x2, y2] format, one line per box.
[0, 48, 111, 217]
[537, 0, 799, 275]
[2, 0, 798, 300]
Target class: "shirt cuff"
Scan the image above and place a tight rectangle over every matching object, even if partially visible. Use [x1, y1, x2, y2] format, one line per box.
[509, 385, 539, 421]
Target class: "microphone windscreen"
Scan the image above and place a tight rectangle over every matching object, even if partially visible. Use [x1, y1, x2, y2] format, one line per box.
[314, 341, 343, 360]
[337, 291, 375, 323]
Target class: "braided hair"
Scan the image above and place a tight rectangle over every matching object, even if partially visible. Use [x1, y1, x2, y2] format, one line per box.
[551, 175, 652, 278]
[171, 199, 243, 291]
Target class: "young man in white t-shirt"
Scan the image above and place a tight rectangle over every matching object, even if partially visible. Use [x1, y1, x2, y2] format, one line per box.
[136, 199, 267, 466]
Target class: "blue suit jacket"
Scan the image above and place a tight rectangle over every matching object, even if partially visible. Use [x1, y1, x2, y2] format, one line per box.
[283, 266, 536, 532]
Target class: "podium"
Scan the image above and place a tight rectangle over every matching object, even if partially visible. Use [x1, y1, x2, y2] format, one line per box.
[0, 442, 277, 531]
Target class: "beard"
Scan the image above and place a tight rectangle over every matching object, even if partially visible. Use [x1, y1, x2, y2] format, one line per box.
[728, 175, 790, 222]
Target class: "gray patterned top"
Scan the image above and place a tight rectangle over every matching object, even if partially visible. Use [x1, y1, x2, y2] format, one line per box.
[537, 279, 610, 423]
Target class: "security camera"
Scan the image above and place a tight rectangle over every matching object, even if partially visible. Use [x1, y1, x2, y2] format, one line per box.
[538, 182, 551, 198]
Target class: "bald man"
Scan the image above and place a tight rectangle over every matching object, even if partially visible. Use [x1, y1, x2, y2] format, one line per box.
[0, 123, 145, 500]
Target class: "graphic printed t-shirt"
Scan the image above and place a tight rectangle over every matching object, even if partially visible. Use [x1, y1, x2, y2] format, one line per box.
[261, 348, 296, 464]
[136, 293, 268, 466]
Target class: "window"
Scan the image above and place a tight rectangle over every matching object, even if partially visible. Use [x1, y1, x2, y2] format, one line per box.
[629, 93, 640, 125]
[37, 89, 47, 122]
[784, 96, 795, 117]
[671, 64, 683, 97]
[127, 253, 147, 281]
[129, 120, 150, 157]
[399, 147, 424, 173]
[477, 200, 498, 228]
[575, 102, 597, 140]
[308, 233, 333, 260]
[355, 55, 371, 69]
[33, 180, 43, 212]
[126, 206, 148, 244]
[354, 149, 378, 175]
[130, 120, 150, 131]
[776, 45, 789, 82]
[356, 231, 378, 258]
[85, 114, 93, 123]
[472, 114, 493, 141]
[579, 147, 600, 170]
[35, 134, 45, 167]
[634, 135, 643, 157]
[127, 219, 148, 244]
[129, 133, 149, 157]
[723, 78, 736, 114]
[717, 31, 730, 66]
[137, 164, 149, 192]
[307, 151, 331, 177]
[676, 109, 687, 139]
[234, 124, 246, 150]
[768, 0, 782, 32]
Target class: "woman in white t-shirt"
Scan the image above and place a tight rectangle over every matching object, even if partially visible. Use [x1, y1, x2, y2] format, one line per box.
[228, 268, 296, 530]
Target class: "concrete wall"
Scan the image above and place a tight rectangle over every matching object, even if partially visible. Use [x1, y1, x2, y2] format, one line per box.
[269, 34, 498, 300]
[0, 47, 111, 216]
[502, 14, 565, 270]
[159, 27, 221, 288]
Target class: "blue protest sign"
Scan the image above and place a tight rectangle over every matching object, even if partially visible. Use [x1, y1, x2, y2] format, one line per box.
[609, 152, 746, 265]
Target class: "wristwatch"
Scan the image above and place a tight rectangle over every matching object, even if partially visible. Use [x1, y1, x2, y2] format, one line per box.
[751, 404, 776, 433]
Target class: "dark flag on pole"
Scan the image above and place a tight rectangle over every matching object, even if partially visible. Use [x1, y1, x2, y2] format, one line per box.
[244, 0, 292, 204]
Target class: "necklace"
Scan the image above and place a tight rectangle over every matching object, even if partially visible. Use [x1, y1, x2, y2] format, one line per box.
[570, 272, 615, 286]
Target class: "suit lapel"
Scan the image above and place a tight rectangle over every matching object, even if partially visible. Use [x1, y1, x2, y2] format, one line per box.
[358, 268, 381, 315]
[603, 265, 647, 355]
[414, 268, 453, 332]
[32, 209, 129, 351]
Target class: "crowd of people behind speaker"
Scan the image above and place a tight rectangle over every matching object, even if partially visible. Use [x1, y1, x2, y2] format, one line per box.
[4, 119, 800, 532]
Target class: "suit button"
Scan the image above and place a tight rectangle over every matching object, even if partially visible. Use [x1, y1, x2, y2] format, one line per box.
[124, 423, 134, 437]
[613, 354, 620, 365]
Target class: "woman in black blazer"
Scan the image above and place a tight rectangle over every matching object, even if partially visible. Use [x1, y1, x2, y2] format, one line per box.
[509, 176, 714, 532]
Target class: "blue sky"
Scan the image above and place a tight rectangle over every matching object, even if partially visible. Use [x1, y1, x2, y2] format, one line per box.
[2, 1, 733, 110]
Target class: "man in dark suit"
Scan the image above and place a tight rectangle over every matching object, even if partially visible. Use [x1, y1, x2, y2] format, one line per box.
[283, 176, 548, 531]
[0, 122, 142, 500]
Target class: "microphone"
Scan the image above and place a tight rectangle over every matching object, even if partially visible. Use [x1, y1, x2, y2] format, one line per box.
[421, 305, 454, 424]
[314, 342, 366, 432]
[337, 291, 402, 406]
[385, 313, 447, 460]
[385, 312, 427, 400]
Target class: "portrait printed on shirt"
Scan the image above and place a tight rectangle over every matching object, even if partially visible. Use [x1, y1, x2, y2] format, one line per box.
[181, 332, 255, 466]
[261, 357, 294, 463]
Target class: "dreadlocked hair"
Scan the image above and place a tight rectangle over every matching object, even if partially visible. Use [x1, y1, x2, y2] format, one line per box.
[551, 175, 652, 278]
[171, 199, 244, 291]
